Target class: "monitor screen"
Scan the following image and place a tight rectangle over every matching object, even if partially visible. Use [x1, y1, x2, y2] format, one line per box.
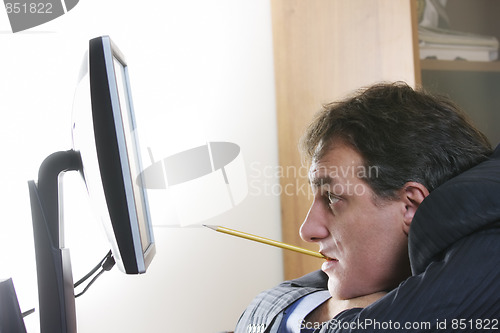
[110, 48, 153, 258]
[72, 36, 155, 274]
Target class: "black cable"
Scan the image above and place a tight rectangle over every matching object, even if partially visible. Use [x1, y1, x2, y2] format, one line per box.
[74, 250, 115, 298]
[75, 269, 105, 298]
[74, 250, 112, 288]
[21, 308, 35, 318]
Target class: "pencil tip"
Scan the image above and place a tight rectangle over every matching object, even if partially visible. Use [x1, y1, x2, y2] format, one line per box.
[203, 224, 218, 231]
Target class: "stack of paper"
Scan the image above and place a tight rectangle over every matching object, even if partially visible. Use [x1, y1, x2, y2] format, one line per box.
[419, 26, 499, 62]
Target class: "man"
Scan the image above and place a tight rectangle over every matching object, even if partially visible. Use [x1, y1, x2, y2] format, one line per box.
[235, 82, 499, 332]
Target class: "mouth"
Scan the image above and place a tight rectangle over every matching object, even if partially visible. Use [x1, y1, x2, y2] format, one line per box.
[320, 253, 339, 272]
[320, 252, 338, 262]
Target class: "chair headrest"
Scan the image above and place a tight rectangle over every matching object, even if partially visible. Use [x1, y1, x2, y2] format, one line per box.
[409, 144, 500, 274]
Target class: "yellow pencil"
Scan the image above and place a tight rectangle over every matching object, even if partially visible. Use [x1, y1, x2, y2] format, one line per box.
[204, 224, 326, 259]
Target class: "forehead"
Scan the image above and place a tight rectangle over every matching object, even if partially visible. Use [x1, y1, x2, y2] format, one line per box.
[309, 143, 364, 179]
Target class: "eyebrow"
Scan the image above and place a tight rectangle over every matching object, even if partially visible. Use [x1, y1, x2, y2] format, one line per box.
[309, 175, 340, 187]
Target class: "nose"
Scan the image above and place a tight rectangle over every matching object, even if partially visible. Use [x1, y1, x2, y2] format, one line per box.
[299, 198, 330, 243]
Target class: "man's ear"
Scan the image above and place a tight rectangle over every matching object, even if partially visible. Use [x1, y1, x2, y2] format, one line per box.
[401, 182, 429, 235]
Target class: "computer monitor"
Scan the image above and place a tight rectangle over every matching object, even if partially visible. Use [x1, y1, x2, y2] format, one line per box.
[28, 35, 155, 333]
[73, 35, 156, 274]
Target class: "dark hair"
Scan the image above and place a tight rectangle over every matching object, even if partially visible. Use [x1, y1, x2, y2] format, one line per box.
[301, 82, 493, 199]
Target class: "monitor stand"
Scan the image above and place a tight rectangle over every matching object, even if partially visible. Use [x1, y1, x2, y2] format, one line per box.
[28, 150, 82, 333]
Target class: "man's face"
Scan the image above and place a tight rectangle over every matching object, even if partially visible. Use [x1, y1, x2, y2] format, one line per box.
[300, 142, 411, 300]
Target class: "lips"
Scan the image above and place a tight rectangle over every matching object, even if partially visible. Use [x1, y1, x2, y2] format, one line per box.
[320, 252, 337, 261]
[322, 259, 338, 272]
[320, 252, 339, 272]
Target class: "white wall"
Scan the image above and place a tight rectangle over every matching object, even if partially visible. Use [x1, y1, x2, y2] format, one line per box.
[0, 1, 284, 332]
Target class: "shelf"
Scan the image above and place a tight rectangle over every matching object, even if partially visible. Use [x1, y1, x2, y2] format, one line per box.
[420, 59, 500, 72]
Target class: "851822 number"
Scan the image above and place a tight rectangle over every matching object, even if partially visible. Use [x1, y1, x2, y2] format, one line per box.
[5, 2, 53, 14]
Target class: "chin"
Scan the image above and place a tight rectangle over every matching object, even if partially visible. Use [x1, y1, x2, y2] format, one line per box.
[327, 276, 385, 301]
[327, 278, 352, 300]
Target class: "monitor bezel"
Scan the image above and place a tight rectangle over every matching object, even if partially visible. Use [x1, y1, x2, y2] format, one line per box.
[88, 36, 155, 274]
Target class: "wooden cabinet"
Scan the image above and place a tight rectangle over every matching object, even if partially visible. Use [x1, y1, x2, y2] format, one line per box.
[271, 0, 500, 280]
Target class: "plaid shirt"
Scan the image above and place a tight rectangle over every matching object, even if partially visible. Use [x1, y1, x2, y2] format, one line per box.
[235, 271, 329, 333]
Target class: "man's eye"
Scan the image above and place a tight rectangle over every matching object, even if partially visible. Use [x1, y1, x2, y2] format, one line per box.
[327, 191, 340, 206]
